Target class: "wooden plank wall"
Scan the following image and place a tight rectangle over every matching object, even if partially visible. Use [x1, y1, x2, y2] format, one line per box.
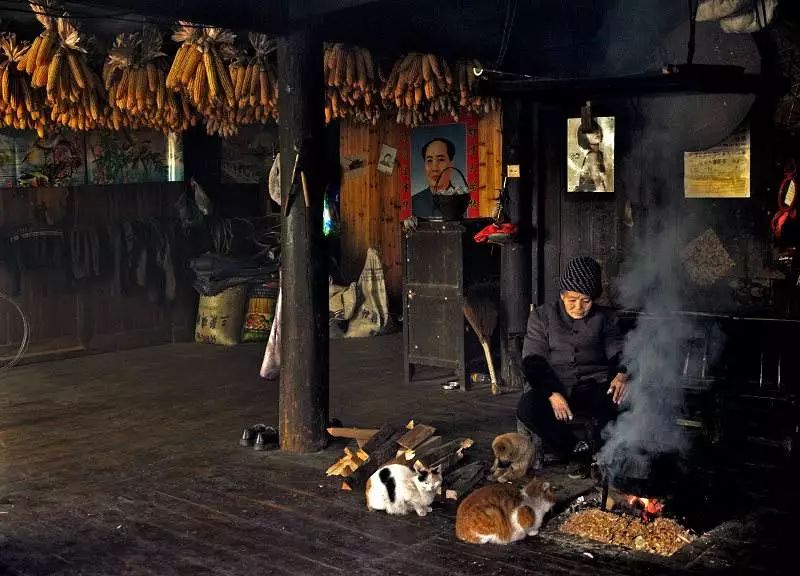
[536, 99, 780, 314]
[339, 110, 502, 309]
[0, 182, 195, 363]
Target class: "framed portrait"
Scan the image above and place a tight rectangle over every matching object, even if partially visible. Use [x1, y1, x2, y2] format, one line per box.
[398, 114, 480, 220]
[566, 116, 615, 193]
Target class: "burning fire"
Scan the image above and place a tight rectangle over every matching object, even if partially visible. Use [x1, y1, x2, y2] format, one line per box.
[625, 495, 664, 521]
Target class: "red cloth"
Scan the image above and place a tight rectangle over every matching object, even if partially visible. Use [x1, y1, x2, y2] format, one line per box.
[473, 222, 518, 243]
[771, 160, 798, 240]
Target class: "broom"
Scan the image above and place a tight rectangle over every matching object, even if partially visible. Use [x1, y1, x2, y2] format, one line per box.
[463, 290, 499, 395]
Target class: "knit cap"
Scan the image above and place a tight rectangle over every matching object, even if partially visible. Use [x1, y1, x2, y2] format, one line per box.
[559, 256, 602, 299]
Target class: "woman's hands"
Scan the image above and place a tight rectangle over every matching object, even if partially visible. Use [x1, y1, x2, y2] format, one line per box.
[549, 392, 573, 422]
[608, 373, 628, 404]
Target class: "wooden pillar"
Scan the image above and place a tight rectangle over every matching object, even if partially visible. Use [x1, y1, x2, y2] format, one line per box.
[499, 99, 533, 390]
[277, 26, 329, 453]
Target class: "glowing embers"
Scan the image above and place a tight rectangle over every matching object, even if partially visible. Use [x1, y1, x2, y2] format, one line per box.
[622, 493, 665, 522]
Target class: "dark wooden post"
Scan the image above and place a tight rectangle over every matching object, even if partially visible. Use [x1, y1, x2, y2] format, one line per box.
[499, 99, 533, 390]
[277, 26, 329, 453]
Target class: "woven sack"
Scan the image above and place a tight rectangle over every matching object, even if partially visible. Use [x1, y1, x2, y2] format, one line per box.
[195, 285, 248, 346]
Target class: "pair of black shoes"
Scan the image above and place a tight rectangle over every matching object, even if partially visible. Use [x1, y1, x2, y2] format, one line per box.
[239, 424, 278, 451]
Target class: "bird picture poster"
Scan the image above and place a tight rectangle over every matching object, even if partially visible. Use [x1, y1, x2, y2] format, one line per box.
[0, 129, 85, 188]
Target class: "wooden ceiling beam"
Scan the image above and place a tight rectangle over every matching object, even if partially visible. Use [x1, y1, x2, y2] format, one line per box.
[67, 0, 390, 32]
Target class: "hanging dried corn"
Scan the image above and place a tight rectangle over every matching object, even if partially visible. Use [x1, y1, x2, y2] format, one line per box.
[103, 27, 191, 133]
[380, 53, 456, 126]
[324, 43, 380, 125]
[167, 22, 236, 136]
[380, 53, 497, 126]
[454, 58, 499, 117]
[16, 1, 58, 90]
[0, 33, 48, 136]
[18, 5, 108, 132]
[233, 32, 278, 127]
[45, 17, 108, 131]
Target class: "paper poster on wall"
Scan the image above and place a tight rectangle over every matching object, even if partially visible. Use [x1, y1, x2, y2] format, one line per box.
[684, 125, 750, 198]
[87, 130, 167, 184]
[566, 116, 615, 193]
[377, 144, 397, 175]
[0, 132, 17, 188]
[221, 126, 278, 183]
[16, 130, 85, 187]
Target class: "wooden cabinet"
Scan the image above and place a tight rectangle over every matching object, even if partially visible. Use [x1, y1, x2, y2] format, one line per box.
[402, 219, 500, 390]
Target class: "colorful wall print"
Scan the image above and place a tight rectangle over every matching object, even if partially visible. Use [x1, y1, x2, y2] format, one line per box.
[684, 124, 750, 199]
[567, 116, 615, 193]
[87, 130, 167, 184]
[221, 125, 278, 183]
[16, 129, 86, 187]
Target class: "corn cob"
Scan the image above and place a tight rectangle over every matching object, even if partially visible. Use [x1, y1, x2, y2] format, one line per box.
[47, 49, 63, 95]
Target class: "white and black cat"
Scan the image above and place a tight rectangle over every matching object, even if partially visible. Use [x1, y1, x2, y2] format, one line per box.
[365, 461, 442, 516]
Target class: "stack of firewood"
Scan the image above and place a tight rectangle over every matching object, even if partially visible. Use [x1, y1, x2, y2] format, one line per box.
[326, 421, 486, 501]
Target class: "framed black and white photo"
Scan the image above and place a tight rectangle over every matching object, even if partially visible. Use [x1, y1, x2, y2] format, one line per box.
[567, 116, 615, 193]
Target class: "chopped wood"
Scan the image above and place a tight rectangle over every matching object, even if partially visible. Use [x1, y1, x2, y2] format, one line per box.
[397, 424, 436, 450]
[325, 457, 351, 476]
[416, 438, 474, 468]
[429, 450, 464, 475]
[349, 428, 407, 488]
[344, 447, 367, 466]
[361, 423, 403, 454]
[405, 435, 442, 461]
[326, 427, 380, 441]
[326, 442, 371, 478]
[444, 462, 485, 500]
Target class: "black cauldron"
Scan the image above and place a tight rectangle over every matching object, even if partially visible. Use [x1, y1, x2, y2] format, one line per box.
[433, 193, 470, 221]
[431, 166, 470, 221]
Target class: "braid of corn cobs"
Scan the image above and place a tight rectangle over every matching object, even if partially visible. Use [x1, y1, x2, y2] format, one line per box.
[454, 58, 499, 117]
[324, 43, 380, 125]
[104, 27, 175, 131]
[43, 17, 109, 131]
[232, 32, 278, 129]
[0, 33, 49, 136]
[381, 53, 496, 126]
[169, 23, 237, 136]
[16, 1, 58, 89]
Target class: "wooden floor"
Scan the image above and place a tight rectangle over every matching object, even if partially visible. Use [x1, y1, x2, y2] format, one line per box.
[0, 333, 795, 575]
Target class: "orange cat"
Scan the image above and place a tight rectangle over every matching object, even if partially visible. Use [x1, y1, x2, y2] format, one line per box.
[455, 477, 556, 545]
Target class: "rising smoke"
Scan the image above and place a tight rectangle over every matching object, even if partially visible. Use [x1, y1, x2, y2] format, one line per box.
[597, 223, 694, 484]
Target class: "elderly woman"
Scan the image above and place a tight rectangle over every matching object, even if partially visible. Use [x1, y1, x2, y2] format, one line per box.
[517, 256, 627, 475]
